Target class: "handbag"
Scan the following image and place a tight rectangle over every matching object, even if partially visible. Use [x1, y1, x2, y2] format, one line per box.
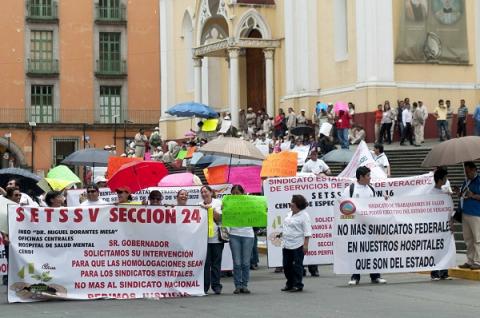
[217, 227, 230, 243]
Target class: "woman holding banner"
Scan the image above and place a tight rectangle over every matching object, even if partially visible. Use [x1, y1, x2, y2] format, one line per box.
[200, 185, 224, 294]
[176, 189, 189, 205]
[228, 185, 255, 294]
[279, 195, 312, 292]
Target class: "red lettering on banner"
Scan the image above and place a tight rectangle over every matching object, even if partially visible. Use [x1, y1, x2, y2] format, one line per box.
[44, 208, 54, 222]
[73, 209, 83, 222]
[88, 208, 100, 222]
[59, 209, 69, 222]
[30, 208, 39, 222]
[16, 207, 24, 222]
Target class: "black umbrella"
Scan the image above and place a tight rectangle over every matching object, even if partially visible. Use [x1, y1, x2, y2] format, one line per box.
[62, 148, 113, 167]
[290, 125, 314, 136]
[0, 168, 43, 196]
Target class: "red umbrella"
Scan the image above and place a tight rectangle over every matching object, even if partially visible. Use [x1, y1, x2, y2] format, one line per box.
[107, 161, 168, 193]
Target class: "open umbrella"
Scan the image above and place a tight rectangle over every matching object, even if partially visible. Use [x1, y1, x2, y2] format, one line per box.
[334, 101, 348, 114]
[290, 125, 314, 136]
[47, 165, 82, 184]
[0, 168, 43, 196]
[208, 156, 263, 168]
[158, 172, 198, 187]
[200, 136, 265, 161]
[322, 149, 354, 163]
[421, 136, 480, 167]
[107, 161, 169, 193]
[166, 102, 219, 119]
[62, 148, 113, 167]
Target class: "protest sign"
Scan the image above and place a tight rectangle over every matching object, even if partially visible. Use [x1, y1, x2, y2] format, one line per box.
[66, 184, 233, 206]
[320, 122, 332, 136]
[292, 145, 310, 166]
[176, 150, 188, 160]
[201, 119, 218, 132]
[338, 141, 387, 179]
[185, 147, 196, 159]
[218, 120, 232, 134]
[222, 195, 267, 227]
[264, 174, 434, 267]
[0, 235, 7, 275]
[203, 166, 228, 185]
[228, 166, 262, 193]
[333, 195, 456, 274]
[8, 205, 207, 302]
[261, 152, 298, 177]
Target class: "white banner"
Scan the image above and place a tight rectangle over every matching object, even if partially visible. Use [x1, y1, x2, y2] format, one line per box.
[66, 185, 233, 206]
[8, 205, 207, 303]
[333, 195, 456, 274]
[338, 141, 387, 179]
[264, 174, 434, 267]
[0, 235, 7, 275]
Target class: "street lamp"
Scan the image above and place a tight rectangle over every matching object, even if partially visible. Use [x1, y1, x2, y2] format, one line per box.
[112, 115, 120, 148]
[123, 120, 133, 154]
[28, 122, 36, 172]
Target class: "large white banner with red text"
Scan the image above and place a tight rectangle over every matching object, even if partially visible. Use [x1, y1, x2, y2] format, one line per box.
[264, 174, 434, 267]
[333, 195, 456, 274]
[8, 205, 207, 303]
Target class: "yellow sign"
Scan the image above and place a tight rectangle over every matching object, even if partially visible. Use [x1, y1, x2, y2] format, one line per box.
[202, 119, 219, 132]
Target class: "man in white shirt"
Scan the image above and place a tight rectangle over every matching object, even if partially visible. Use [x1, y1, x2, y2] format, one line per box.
[428, 168, 451, 280]
[80, 184, 107, 206]
[301, 151, 331, 175]
[373, 144, 390, 177]
[4, 179, 39, 206]
[342, 167, 387, 285]
[419, 101, 428, 143]
[400, 104, 414, 146]
[296, 109, 307, 126]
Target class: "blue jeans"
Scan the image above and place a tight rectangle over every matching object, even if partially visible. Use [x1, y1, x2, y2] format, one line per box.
[229, 235, 254, 289]
[437, 120, 450, 140]
[250, 232, 259, 266]
[337, 128, 349, 149]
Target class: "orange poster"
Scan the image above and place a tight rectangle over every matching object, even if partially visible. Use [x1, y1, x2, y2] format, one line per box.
[260, 151, 298, 177]
[203, 165, 228, 185]
[107, 157, 142, 179]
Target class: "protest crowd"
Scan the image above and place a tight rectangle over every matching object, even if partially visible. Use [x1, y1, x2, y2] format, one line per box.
[1, 98, 480, 303]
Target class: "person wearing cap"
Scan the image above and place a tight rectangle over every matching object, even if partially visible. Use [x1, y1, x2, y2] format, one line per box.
[94, 176, 108, 188]
[134, 128, 148, 158]
[297, 109, 307, 126]
[81, 183, 107, 206]
[149, 127, 163, 149]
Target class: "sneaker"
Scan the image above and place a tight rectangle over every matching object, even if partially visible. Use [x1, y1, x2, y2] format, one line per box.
[241, 288, 251, 294]
[371, 278, 387, 284]
[281, 286, 293, 292]
[233, 288, 241, 294]
[431, 277, 440, 281]
[458, 263, 472, 269]
[470, 264, 480, 270]
[348, 279, 359, 286]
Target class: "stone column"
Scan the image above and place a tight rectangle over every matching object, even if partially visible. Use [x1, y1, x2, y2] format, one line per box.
[264, 48, 275, 117]
[193, 57, 203, 103]
[228, 48, 240, 128]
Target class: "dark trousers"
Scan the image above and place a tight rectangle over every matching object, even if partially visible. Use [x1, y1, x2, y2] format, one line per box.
[283, 246, 305, 289]
[204, 243, 224, 293]
[305, 265, 318, 275]
[431, 270, 449, 279]
[401, 123, 413, 144]
[379, 123, 392, 143]
[457, 118, 467, 137]
[351, 273, 380, 282]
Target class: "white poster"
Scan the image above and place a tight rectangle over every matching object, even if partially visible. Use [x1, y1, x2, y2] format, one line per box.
[333, 195, 456, 274]
[338, 141, 387, 179]
[8, 205, 207, 302]
[66, 185, 233, 206]
[292, 145, 310, 167]
[264, 174, 434, 267]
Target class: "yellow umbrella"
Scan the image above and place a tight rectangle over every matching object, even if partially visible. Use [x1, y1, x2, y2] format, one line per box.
[44, 178, 77, 191]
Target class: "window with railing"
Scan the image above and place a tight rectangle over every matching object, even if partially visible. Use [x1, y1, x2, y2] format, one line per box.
[96, 0, 126, 22]
[28, 30, 58, 74]
[27, 0, 58, 20]
[97, 32, 125, 75]
[100, 86, 122, 123]
[30, 85, 54, 123]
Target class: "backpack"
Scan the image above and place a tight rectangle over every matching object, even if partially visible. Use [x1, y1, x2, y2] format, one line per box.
[349, 183, 376, 198]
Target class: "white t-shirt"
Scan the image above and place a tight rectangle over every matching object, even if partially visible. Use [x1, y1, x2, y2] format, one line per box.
[301, 159, 330, 174]
[281, 210, 312, 249]
[342, 181, 375, 199]
[200, 198, 223, 244]
[374, 153, 390, 175]
[427, 186, 448, 195]
[20, 193, 39, 207]
[80, 198, 108, 206]
[229, 227, 254, 238]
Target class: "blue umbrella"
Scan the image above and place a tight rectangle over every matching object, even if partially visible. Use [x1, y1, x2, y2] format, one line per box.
[166, 102, 219, 119]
